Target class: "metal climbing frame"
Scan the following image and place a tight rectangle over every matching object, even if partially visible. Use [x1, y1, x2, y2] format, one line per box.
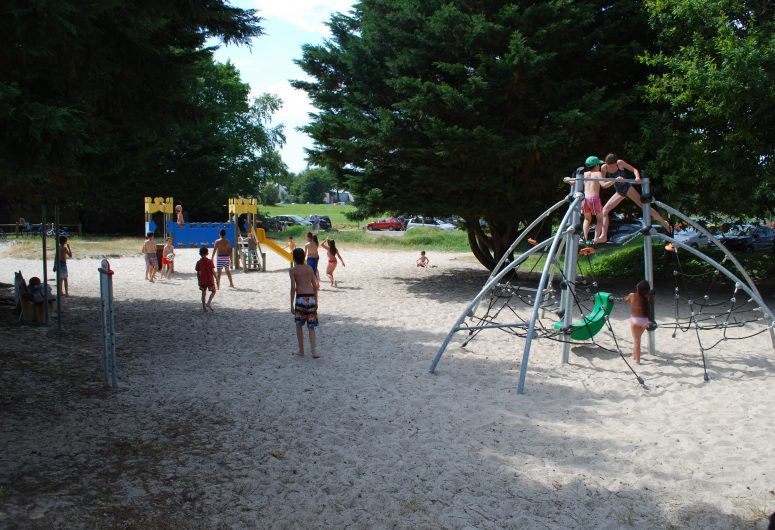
[430, 170, 775, 394]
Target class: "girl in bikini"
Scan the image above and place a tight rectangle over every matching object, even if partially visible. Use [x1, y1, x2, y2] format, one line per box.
[321, 238, 345, 287]
[624, 280, 652, 364]
[304, 232, 320, 287]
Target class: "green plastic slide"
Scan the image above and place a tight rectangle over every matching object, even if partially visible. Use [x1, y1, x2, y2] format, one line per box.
[554, 292, 615, 340]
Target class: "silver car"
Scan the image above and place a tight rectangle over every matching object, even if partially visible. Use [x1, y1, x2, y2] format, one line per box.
[405, 216, 457, 230]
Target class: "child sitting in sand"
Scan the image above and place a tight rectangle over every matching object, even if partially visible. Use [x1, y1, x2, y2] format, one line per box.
[195, 246, 216, 312]
[161, 236, 175, 278]
[416, 250, 429, 268]
[624, 280, 652, 364]
[289, 247, 319, 358]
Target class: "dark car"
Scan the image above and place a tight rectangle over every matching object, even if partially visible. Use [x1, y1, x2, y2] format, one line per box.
[720, 225, 775, 253]
[307, 215, 332, 230]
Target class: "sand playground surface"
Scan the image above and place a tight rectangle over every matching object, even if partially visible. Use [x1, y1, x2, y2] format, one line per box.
[1, 247, 774, 529]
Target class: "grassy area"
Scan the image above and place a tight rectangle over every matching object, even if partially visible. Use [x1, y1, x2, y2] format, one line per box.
[271, 225, 472, 252]
[259, 203, 364, 228]
[0, 234, 144, 260]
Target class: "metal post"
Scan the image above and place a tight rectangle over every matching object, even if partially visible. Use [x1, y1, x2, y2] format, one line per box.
[98, 259, 118, 388]
[561, 170, 584, 363]
[641, 174, 656, 356]
[41, 205, 49, 325]
[54, 204, 62, 332]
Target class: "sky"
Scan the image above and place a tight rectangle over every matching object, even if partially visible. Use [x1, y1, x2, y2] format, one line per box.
[212, 0, 357, 174]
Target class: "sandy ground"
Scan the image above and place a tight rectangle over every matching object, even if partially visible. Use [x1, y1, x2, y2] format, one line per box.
[1, 247, 774, 529]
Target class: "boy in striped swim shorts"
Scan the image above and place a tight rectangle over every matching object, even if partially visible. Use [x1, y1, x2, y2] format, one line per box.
[289, 247, 320, 358]
[213, 229, 235, 289]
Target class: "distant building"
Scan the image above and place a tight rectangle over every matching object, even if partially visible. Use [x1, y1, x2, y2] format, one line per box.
[324, 190, 354, 204]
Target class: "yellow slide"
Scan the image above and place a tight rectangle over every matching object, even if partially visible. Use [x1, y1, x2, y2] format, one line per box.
[253, 227, 293, 263]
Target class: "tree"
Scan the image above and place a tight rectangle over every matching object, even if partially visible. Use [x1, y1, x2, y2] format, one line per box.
[640, 0, 775, 218]
[291, 167, 336, 204]
[293, 0, 654, 269]
[0, 0, 270, 230]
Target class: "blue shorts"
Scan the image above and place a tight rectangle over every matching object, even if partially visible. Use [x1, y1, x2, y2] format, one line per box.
[306, 257, 319, 274]
[58, 262, 68, 279]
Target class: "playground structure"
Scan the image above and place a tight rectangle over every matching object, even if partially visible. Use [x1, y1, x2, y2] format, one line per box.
[430, 168, 775, 394]
[144, 196, 294, 270]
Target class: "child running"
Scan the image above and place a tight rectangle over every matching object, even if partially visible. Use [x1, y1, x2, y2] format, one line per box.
[57, 236, 72, 296]
[624, 280, 652, 364]
[304, 232, 320, 287]
[289, 247, 319, 358]
[195, 246, 216, 312]
[160, 236, 175, 278]
[142, 232, 158, 283]
[321, 238, 345, 287]
[416, 250, 429, 268]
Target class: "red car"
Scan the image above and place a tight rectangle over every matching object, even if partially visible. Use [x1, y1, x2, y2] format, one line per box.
[367, 217, 403, 231]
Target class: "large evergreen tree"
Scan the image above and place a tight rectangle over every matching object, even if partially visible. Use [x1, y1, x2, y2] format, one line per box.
[294, 0, 654, 268]
[640, 0, 775, 218]
[0, 1, 282, 231]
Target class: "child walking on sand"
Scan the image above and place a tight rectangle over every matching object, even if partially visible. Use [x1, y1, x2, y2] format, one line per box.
[57, 236, 72, 296]
[416, 250, 429, 268]
[289, 247, 319, 358]
[321, 238, 345, 287]
[624, 280, 652, 364]
[161, 236, 175, 278]
[142, 232, 158, 282]
[195, 246, 216, 312]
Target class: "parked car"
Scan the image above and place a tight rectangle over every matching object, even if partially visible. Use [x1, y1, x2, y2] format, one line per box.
[273, 214, 311, 227]
[719, 224, 775, 253]
[608, 223, 669, 245]
[367, 217, 403, 231]
[673, 227, 709, 249]
[405, 216, 457, 230]
[306, 215, 332, 230]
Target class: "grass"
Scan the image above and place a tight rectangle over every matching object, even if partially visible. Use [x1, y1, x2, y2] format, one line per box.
[0, 234, 144, 260]
[273, 225, 472, 252]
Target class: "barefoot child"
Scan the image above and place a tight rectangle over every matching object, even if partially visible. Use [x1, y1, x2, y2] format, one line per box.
[213, 229, 234, 289]
[195, 246, 216, 311]
[57, 236, 72, 296]
[321, 238, 345, 287]
[581, 156, 614, 244]
[290, 247, 319, 358]
[304, 232, 320, 287]
[142, 232, 158, 282]
[624, 280, 651, 364]
[161, 236, 175, 278]
[176, 204, 185, 227]
[416, 250, 429, 268]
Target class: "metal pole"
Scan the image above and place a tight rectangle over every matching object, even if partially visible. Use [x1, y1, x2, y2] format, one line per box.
[55, 204, 62, 332]
[561, 170, 584, 363]
[641, 174, 655, 356]
[42, 205, 49, 326]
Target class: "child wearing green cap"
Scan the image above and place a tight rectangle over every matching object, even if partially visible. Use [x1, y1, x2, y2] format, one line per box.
[581, 156, 613, 244]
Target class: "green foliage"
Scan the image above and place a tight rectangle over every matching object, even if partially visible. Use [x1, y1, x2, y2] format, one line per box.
[271, 226, 471, 252]
[289, 167, 336, 204]
[293, 0, 654, 268]
[0, 1, 285, 232]
[640, 0, 775, 217]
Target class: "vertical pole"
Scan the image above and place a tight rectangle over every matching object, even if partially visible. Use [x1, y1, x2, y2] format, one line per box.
[42, 205, 49, 325]
[641, 173, 656, 356]
[561, 169, 584, 363]
[55, 204, 62, 332]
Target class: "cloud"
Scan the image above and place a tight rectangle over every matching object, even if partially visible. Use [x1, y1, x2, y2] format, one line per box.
[254, 0, 355, 35]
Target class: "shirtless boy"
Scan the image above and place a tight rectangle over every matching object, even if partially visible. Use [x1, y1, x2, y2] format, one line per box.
[289, 247, 319, 358]
[142, 232, 158, 282]
[581, 156, 614, 244]
[213, 229, 234, 289]
[595, 153, 671, 244]
[304, 232, 320, 287]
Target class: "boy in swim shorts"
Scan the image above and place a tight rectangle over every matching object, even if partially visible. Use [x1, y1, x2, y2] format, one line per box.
[57, 235, 72, 296]
[289, 247, 320, 358]
[142, 232, 158, 283]
[213, 229, 234, 289]
[581, 156, 614, 244]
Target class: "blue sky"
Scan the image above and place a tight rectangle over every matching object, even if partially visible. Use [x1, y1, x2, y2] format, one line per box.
[213, 0, 356, 173]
